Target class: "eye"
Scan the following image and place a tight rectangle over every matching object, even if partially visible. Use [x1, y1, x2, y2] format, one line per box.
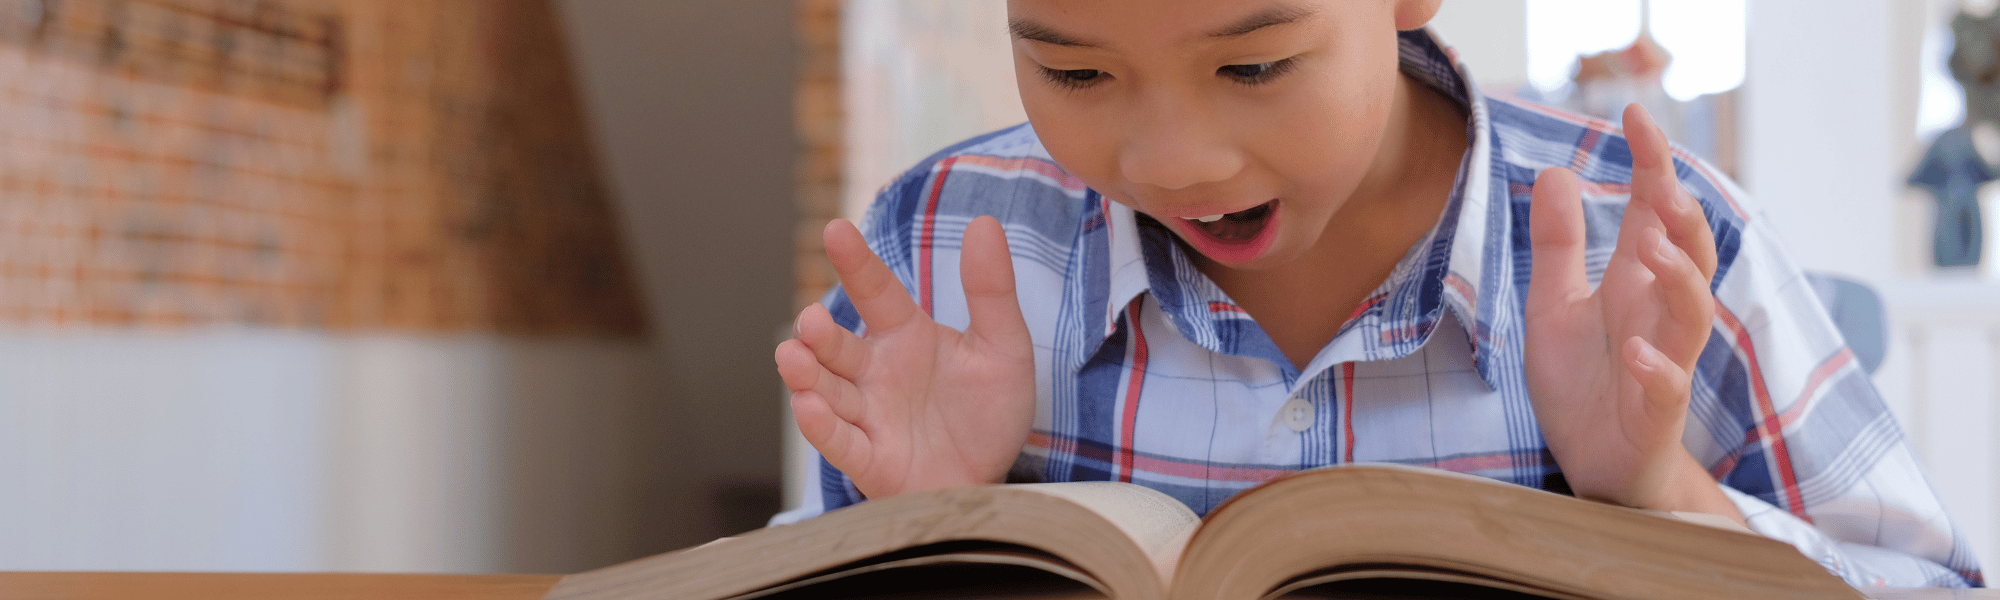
[1218, 58, 1296, 85]
[1038, 66, 1106, 91]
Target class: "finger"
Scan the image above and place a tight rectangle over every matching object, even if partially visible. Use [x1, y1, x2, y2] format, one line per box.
[1653, 189, 1719, 284]
[774, 337, 820, 393]
[1638, 227, 1717, 353]
[795, 302, 869, 381]
[1622, 104, 1718, 281]
[791, 389, 872, 475]
[776, 338, 869, 422]
[1622, 103, 1677, 208]
[824, 218, 922, 335]
[1528, 167, 1590, 305]
[1623, 335, 1693, 425]
[959, 216, 1031, 348]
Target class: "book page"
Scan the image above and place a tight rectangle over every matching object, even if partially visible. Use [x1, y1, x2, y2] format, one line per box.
[729, 548, 1107, 600]
[1170, 463, 1864, 600]
[1015, 482, 1202, 583]
[1262, 566, 1592, 600]
[548, 483, 1182, 600]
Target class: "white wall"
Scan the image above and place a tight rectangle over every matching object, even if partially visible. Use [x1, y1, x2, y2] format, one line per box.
[0, 330, 335, 570]
[326, 335, 656, 572]
[1875, 282, 2000, 571]
[1427, 0, 1530, 90]
[0, 329, 655, 573]
[1741, 0, 1924, 284]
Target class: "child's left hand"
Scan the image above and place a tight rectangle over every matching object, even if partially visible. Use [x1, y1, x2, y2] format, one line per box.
[1523, 104, 1741, 521]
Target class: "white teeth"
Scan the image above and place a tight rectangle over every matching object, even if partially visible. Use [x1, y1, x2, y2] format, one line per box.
[1190, 214, 1225, 223]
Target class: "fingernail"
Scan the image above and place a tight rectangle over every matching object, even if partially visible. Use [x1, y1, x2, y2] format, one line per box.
[1633, 340, 1665, 370]
[1653, 229, 1676, 261]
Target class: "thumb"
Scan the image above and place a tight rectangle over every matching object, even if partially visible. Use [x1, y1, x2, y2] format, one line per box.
[960, 216, 1031, 348]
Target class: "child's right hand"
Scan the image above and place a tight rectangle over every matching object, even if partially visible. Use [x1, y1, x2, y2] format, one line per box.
[774, 216, 1036, 500]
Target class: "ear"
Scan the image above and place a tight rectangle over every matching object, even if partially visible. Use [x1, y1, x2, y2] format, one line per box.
[1393, 0, 1444, 31]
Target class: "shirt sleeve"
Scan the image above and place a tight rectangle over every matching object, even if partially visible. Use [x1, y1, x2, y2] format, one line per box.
[1685, 167, 1984, 588]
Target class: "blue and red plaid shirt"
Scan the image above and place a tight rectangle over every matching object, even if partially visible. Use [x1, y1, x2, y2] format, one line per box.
[784, 28, 1983, 587]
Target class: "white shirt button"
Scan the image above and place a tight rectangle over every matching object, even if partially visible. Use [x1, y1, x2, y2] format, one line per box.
[1280, 397, 1314, 432]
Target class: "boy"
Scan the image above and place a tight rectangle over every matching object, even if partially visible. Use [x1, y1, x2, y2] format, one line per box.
[773, 0, 1983, 587]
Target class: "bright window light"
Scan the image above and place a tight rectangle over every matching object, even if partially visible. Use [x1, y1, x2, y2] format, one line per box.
[1650, 0, 1746, 101]
[1526, 0, 1640, 93]
[1917, 22, 1967, 141]
[1526, 0, 1745, 101]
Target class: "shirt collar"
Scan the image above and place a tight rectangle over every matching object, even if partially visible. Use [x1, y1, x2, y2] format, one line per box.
[1083, 28, 1511, 390]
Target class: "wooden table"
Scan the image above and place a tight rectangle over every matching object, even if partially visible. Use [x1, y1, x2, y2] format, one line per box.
[0, 572, 561, 600]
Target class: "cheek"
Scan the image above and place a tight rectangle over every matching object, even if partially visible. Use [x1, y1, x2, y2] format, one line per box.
[1283, 54, 1399, 166]
[1017, 86, 1122, 194]
[1254, 77, 1390, 190]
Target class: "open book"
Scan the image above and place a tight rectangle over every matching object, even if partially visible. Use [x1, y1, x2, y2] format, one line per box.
[540, 463, 1861, 600]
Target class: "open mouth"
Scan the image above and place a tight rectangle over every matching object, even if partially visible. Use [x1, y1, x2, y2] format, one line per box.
[1173, 200, 1280, 264]
[1183, 201, 1276, 242]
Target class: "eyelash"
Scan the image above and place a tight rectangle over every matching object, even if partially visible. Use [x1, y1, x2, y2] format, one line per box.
[1037, 66, 1105, 91]
[1035, 57, 1299, 91]
[1218, 58, 1297, 85]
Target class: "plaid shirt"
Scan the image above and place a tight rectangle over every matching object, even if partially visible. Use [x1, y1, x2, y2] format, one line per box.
[788, 29, 1983, 588]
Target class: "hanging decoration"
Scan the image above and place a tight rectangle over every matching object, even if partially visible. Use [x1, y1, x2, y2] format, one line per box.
[1909, 8, 2000, 268]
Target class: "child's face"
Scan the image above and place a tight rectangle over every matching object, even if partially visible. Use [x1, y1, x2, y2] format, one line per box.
[1009, 0, 1436, 270]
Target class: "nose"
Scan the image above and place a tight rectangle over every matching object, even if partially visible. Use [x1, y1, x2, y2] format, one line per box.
[1117, 93, 1245, 191]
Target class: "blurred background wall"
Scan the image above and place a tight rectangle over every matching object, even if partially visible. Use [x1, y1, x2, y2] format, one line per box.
[556, 0, 797, 558]
[0, 0, 792, 573]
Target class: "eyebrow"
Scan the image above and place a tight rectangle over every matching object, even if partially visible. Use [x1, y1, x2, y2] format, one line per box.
[1008, 18, 1097, 47]
[1206, 5, 1317, 38]
[1009, 4, 1317, 48]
